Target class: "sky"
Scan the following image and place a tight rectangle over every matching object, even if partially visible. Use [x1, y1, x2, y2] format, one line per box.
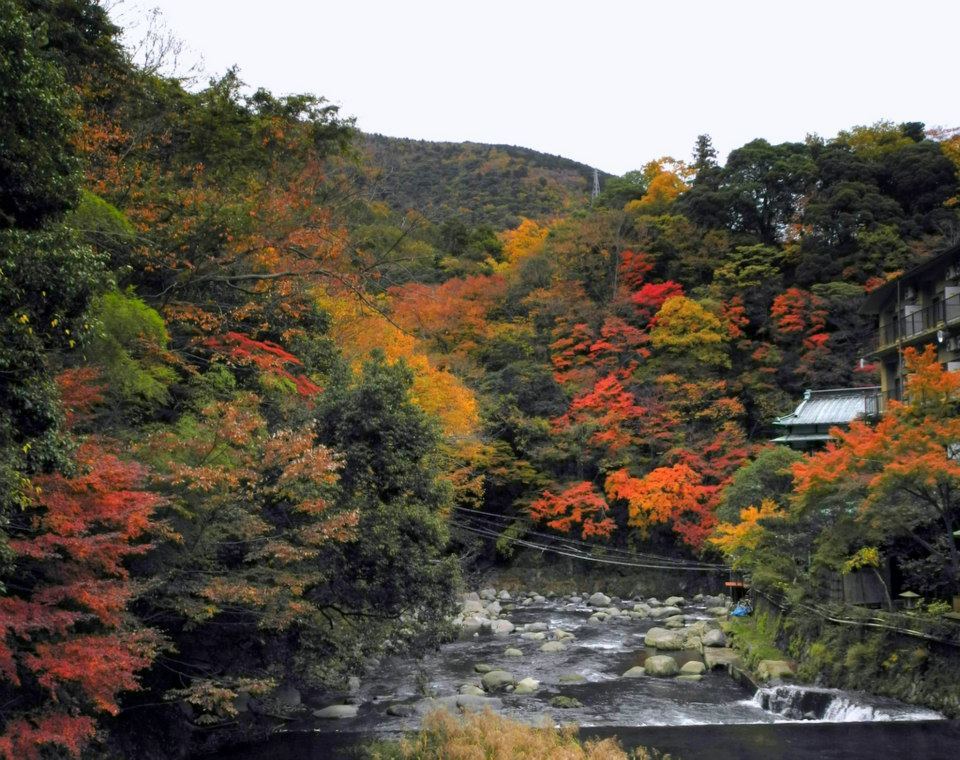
[111, 0, 959, 175]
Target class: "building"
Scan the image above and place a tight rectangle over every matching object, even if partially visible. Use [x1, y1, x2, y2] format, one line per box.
[772, 387, 881, 449]
[860, 243, 960, 409]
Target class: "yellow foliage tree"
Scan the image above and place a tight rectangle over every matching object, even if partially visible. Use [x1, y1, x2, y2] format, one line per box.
[316, 294, 479, 440]
[498, 217, 549, 268]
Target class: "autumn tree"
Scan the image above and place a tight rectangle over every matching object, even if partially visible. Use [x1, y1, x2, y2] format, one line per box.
[1, 430, 163, 758]
[529, 482, 615, 539]
[793, 345, 960, 595]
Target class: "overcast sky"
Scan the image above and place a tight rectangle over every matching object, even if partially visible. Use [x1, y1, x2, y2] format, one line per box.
[113, 0, 959, 175]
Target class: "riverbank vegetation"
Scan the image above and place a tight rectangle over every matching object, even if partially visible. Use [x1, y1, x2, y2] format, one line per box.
[3, 0, 960, 756]
[366, 710, 654, 760]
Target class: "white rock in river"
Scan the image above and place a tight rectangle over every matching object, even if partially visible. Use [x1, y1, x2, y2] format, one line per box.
[521, 632, 546, 641]
[553, 629, 575, 640]
[540, 640, 567, 653]
[622, 666, 646, 678]
[643, 627, 671, 646]
[524, 622, 548, 632]
[703, 629, 726, 647]
[513, 677, 540, 695]
[654, 632, 687, 651]
[314, 704, 358, 719]
[588, 592, 611, 606]
[504, 647, 523, 657]
[489, 619, 515, 636]
[650, 606, 683, 619]
[644, 655, 680, 677]
[461, 617, 484, 635]
[485, 600, 502, 616]
[664, 596, 686, 607]
[463, 591, 481, 603]
[498, 590, 511, 600]
[459, 683, 485, 696]
[481, 669, 516, 691]
[462, 599, 485, 615]
[479, 587, 497, 601]
[681, 660, 706, 675]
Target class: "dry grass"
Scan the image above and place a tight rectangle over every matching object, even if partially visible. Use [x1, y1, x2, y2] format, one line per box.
[367, 709, 662, 760]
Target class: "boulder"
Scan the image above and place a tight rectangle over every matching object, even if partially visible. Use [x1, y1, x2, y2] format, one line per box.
[588, 592, 612, 606]
[703, 629, 726, 648]
[481, 669, 516, 692]
[757, 660, 795, 682]
[347, 676, 361, 695]
[539, 640, 567, 653]
[524, 622, 548, 633]
[568, 596, 583, 605]
[474, 663, 493, 674]
[706, 606, 730, 617]
[459, 683, 485, 696]
[622, 666, 646, 678]
[521, 632, 546, 641]
[460, 617, 483, 635]
[513, 677, 540, 695]
[644, 655, 680, 678]
[680, 660, 706, 675]
[498, 590, 511, 600]
[489, 619, 515, 636]
[504, 647, 523, 657]
[479, 587, 497, 600]
[632, 603, 652, 616]
[462, 599, 485, 615]
[650, 606, 683, 619]
[549, 695, 583, 709]
[532, 594, 547, 604]
[314, 704, 358, 719]
[386, 703, 414, 717]
[462, 591, 481, 603]
[558, 673, 587, 684]
[665, 616, 685, 629]
[647, 597, 662, 607]
[553, 629, 575, 640]
[664, 596, 686, 607]
[485, 600, 502, 616]
[703, 647, 742, 670]
[653, 632, 686, 651]
[643, 627, 671, 647]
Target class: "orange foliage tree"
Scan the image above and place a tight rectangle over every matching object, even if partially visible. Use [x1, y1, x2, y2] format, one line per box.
[529, 482, 615, 539]
[605, 463, 714, 549]
[792, 345, 960, 593]
[0, 440, 163, 759]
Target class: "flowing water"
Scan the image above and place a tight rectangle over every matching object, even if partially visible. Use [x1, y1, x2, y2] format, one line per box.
[212, 596, 959, 759]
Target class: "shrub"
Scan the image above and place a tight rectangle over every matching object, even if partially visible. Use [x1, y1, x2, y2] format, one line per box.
[367, 709, 660, 760]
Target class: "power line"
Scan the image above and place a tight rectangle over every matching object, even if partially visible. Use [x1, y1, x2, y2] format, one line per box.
[451, 506, 724, 568]
[449, 520, 725, 573]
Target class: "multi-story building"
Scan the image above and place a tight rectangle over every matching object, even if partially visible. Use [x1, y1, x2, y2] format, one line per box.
[861, 242, 960, 409]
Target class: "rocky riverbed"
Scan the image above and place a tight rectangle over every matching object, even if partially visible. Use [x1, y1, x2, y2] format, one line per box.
[302, 587, 942, 733]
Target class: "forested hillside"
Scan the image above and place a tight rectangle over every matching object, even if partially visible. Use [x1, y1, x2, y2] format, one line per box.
[360, 133, 606, 227]
[2, 0, 960, 757]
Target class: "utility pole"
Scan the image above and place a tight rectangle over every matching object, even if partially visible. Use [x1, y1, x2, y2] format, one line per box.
[592, 167, 600, 200]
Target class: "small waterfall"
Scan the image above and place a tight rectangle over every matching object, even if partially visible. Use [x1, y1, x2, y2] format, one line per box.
[752, 684, 944, 722]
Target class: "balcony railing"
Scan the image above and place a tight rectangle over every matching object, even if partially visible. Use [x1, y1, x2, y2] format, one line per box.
[864, 388, 900, 417]
[876, 292, 960, 351]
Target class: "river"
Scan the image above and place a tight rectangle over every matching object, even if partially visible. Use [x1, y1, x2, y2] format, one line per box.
[212, 593, 959, 759]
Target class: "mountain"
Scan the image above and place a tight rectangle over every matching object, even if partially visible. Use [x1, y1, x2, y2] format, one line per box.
[360, 133, 611, 228]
